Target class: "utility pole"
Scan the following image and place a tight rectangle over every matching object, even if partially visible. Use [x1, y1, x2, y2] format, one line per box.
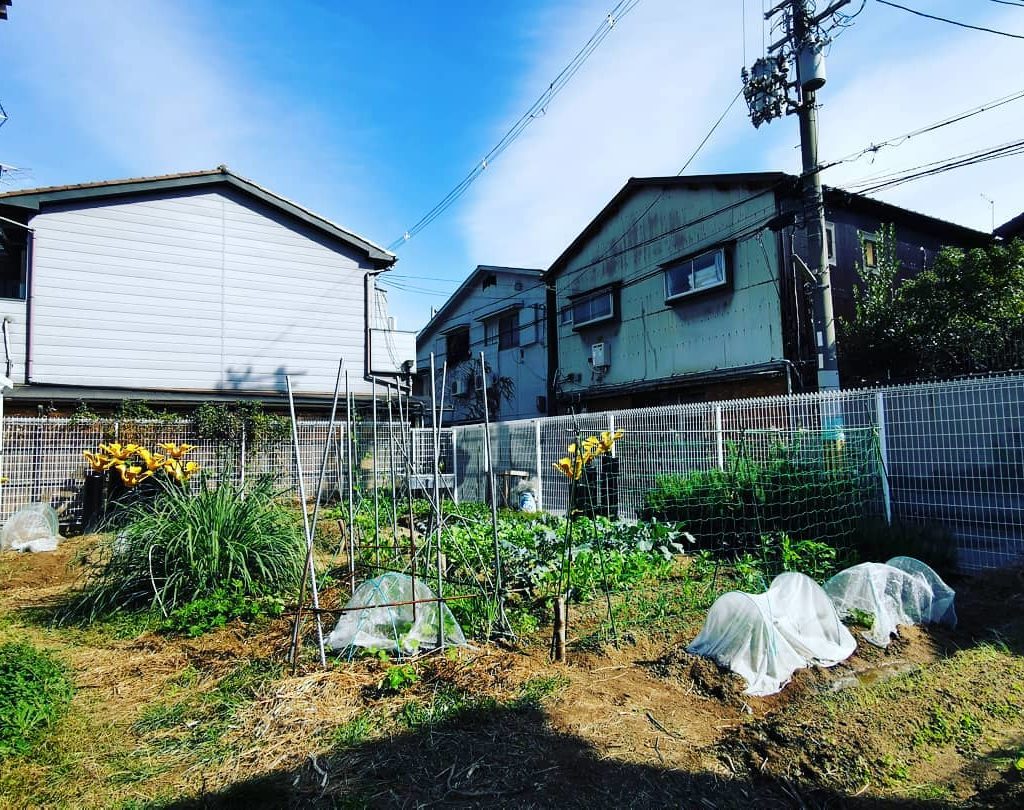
[742, 0, 851, 391]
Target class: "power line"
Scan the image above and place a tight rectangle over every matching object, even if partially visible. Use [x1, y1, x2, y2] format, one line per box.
[987, 1, 1024, 9]
[875, 0, 1024, 39]
[387, 0, 643, 252]
[820, 86, 1024, 171]
[845, 138, 1024, 195]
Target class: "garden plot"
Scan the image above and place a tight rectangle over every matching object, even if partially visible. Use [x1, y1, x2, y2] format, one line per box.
[2, 524, 1023, 808]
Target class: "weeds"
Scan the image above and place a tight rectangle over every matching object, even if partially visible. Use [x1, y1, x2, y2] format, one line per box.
[0, 641, 74, 757]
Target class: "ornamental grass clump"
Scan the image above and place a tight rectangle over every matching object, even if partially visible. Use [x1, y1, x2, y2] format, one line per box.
[65, 476, 305, 621]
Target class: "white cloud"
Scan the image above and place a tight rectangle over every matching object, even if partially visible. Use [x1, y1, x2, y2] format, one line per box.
[461, 0, 1024, 269]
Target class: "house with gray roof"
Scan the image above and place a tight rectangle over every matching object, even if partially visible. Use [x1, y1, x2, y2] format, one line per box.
[0, 166, 414, 410]
[416, 265, 546, 424]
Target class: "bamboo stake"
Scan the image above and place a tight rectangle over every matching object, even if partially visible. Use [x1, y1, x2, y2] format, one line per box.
[286, 375, 327, 671]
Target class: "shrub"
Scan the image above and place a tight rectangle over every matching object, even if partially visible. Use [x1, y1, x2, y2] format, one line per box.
[65, 476, 305, 620]
[0, 641, 74, 757]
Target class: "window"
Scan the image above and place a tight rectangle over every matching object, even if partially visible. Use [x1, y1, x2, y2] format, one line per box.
[484, 319, 498, 346]
[498, 311, 519, 350]
[559, 305, 573, 326]
[862, 237, 878, 268]
[571, 288, 615, 329]
[824, 221, 836, 266]
[664, 247, 727, 302]
[0, 227, 27, 300]
[444, 327, 470, 364]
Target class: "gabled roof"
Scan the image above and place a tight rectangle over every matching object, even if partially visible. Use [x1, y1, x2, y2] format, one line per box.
[545, 173, 790, 279]
[995, 211, 1024, 241]
[417, 265, 543, 343]
[0, 166, 396, 267]
[545, 171, 990, 279]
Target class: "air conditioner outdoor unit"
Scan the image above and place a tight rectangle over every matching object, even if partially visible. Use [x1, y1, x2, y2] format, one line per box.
[591, 342, 608, 368]
[451, 377, 470, 397]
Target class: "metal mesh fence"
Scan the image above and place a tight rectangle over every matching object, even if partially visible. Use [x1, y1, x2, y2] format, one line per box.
[2, 373, 1022, 572]
[448, 374, 1024, 572]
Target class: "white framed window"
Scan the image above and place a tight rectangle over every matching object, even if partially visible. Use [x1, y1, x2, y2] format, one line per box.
[571, 288, 615, 329]
[664, 247, 727, 302]
[824, 221, 837, 266]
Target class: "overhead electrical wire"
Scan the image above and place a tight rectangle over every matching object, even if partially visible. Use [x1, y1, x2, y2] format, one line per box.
[386, 0, 643, 252]
[875, 0, 1024, 39]
[820, 86, 1024, 171]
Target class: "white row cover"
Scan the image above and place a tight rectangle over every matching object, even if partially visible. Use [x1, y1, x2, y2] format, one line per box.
[823, 556, 957, 647]
[688, 557, 957, 695]
[688, 572, 856, 696]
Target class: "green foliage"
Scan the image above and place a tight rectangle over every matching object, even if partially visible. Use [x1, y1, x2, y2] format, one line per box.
[115, 399, 173, 422]
[64, 476, 305, 620]
[378, 663, 420, 694]
[840, 232, 1024, 383]
[192, 401, 289, 453]
[758, 532, 843, 581]
[0, 641, 74, 757]
[642, 431, 879, 560]
[160, 581, 285, 637]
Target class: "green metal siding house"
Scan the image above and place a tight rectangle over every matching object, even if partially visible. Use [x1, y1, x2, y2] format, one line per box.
[544, 172, 988, 412]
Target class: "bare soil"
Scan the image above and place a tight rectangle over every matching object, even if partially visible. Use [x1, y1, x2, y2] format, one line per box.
[1, 539, 1022, 809]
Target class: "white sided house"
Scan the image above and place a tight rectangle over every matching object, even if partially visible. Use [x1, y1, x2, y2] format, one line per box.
[0, 168, 415, 409]
[416, 265, 547, 424]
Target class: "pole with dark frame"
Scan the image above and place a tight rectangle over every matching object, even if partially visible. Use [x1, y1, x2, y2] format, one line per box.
[741, 0, 850, 392]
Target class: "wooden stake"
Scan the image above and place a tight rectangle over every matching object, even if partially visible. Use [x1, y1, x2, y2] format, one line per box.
[553, 596, 567, 662]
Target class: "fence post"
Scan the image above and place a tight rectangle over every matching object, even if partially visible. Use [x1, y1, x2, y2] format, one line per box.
[450, 427, 459, 504]
[875, 391, 893, 525]
[239, 424, 246, 488]
[534, 419, 543, 511]
[715, 406, 725, 471]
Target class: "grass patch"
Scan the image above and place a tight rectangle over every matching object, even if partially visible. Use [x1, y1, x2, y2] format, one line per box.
[0, 640, 74, 757]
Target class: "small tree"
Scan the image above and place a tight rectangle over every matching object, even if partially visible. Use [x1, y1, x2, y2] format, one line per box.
[450, 360, 515, 421]
[839, 229, 1024, 384]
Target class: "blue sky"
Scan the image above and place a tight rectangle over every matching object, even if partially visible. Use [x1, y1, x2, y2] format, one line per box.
[1, 1, 1021, 331]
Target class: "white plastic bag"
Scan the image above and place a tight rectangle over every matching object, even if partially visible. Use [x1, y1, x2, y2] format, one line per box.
[325, 572, 467, 654]
[1, 503, 63, 553]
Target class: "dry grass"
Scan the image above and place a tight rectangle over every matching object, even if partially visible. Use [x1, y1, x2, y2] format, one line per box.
[1, 536, 1024, 808]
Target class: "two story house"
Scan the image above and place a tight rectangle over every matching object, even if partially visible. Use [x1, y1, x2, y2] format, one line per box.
[0, 167, 415, 412]
[415, 265, 546, 424]
[545, 172, 989, 412]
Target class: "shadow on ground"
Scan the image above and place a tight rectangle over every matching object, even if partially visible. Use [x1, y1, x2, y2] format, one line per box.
[149, 699, 1017, 810]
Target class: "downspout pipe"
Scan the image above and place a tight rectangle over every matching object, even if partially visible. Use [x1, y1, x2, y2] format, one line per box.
[363, 267, 411, 398]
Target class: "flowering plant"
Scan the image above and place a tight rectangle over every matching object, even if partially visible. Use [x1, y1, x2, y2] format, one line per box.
[83, 442, 200, 488]
[551, 429, 624, 481]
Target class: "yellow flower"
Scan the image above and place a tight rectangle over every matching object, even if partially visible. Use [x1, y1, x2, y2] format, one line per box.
[597, 429, 624, 454]
[136, 447, 167, 471]
[552, 456, 583, 480]
[118, 464, 153, 487]
[157, 442, 196, 459]
[83, 450, 114, 472]
[99, 442, 140, 462]
[183, 461, 200, 476]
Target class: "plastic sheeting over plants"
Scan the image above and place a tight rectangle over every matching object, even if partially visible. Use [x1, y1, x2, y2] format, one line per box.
[0, 504, 63, 553]
[823, 556, 956, 647]
[687, 572, 856, 696]
[325, 572, 467, 655]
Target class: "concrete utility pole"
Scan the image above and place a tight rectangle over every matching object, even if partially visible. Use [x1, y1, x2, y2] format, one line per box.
[741, 0, 851, 391]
